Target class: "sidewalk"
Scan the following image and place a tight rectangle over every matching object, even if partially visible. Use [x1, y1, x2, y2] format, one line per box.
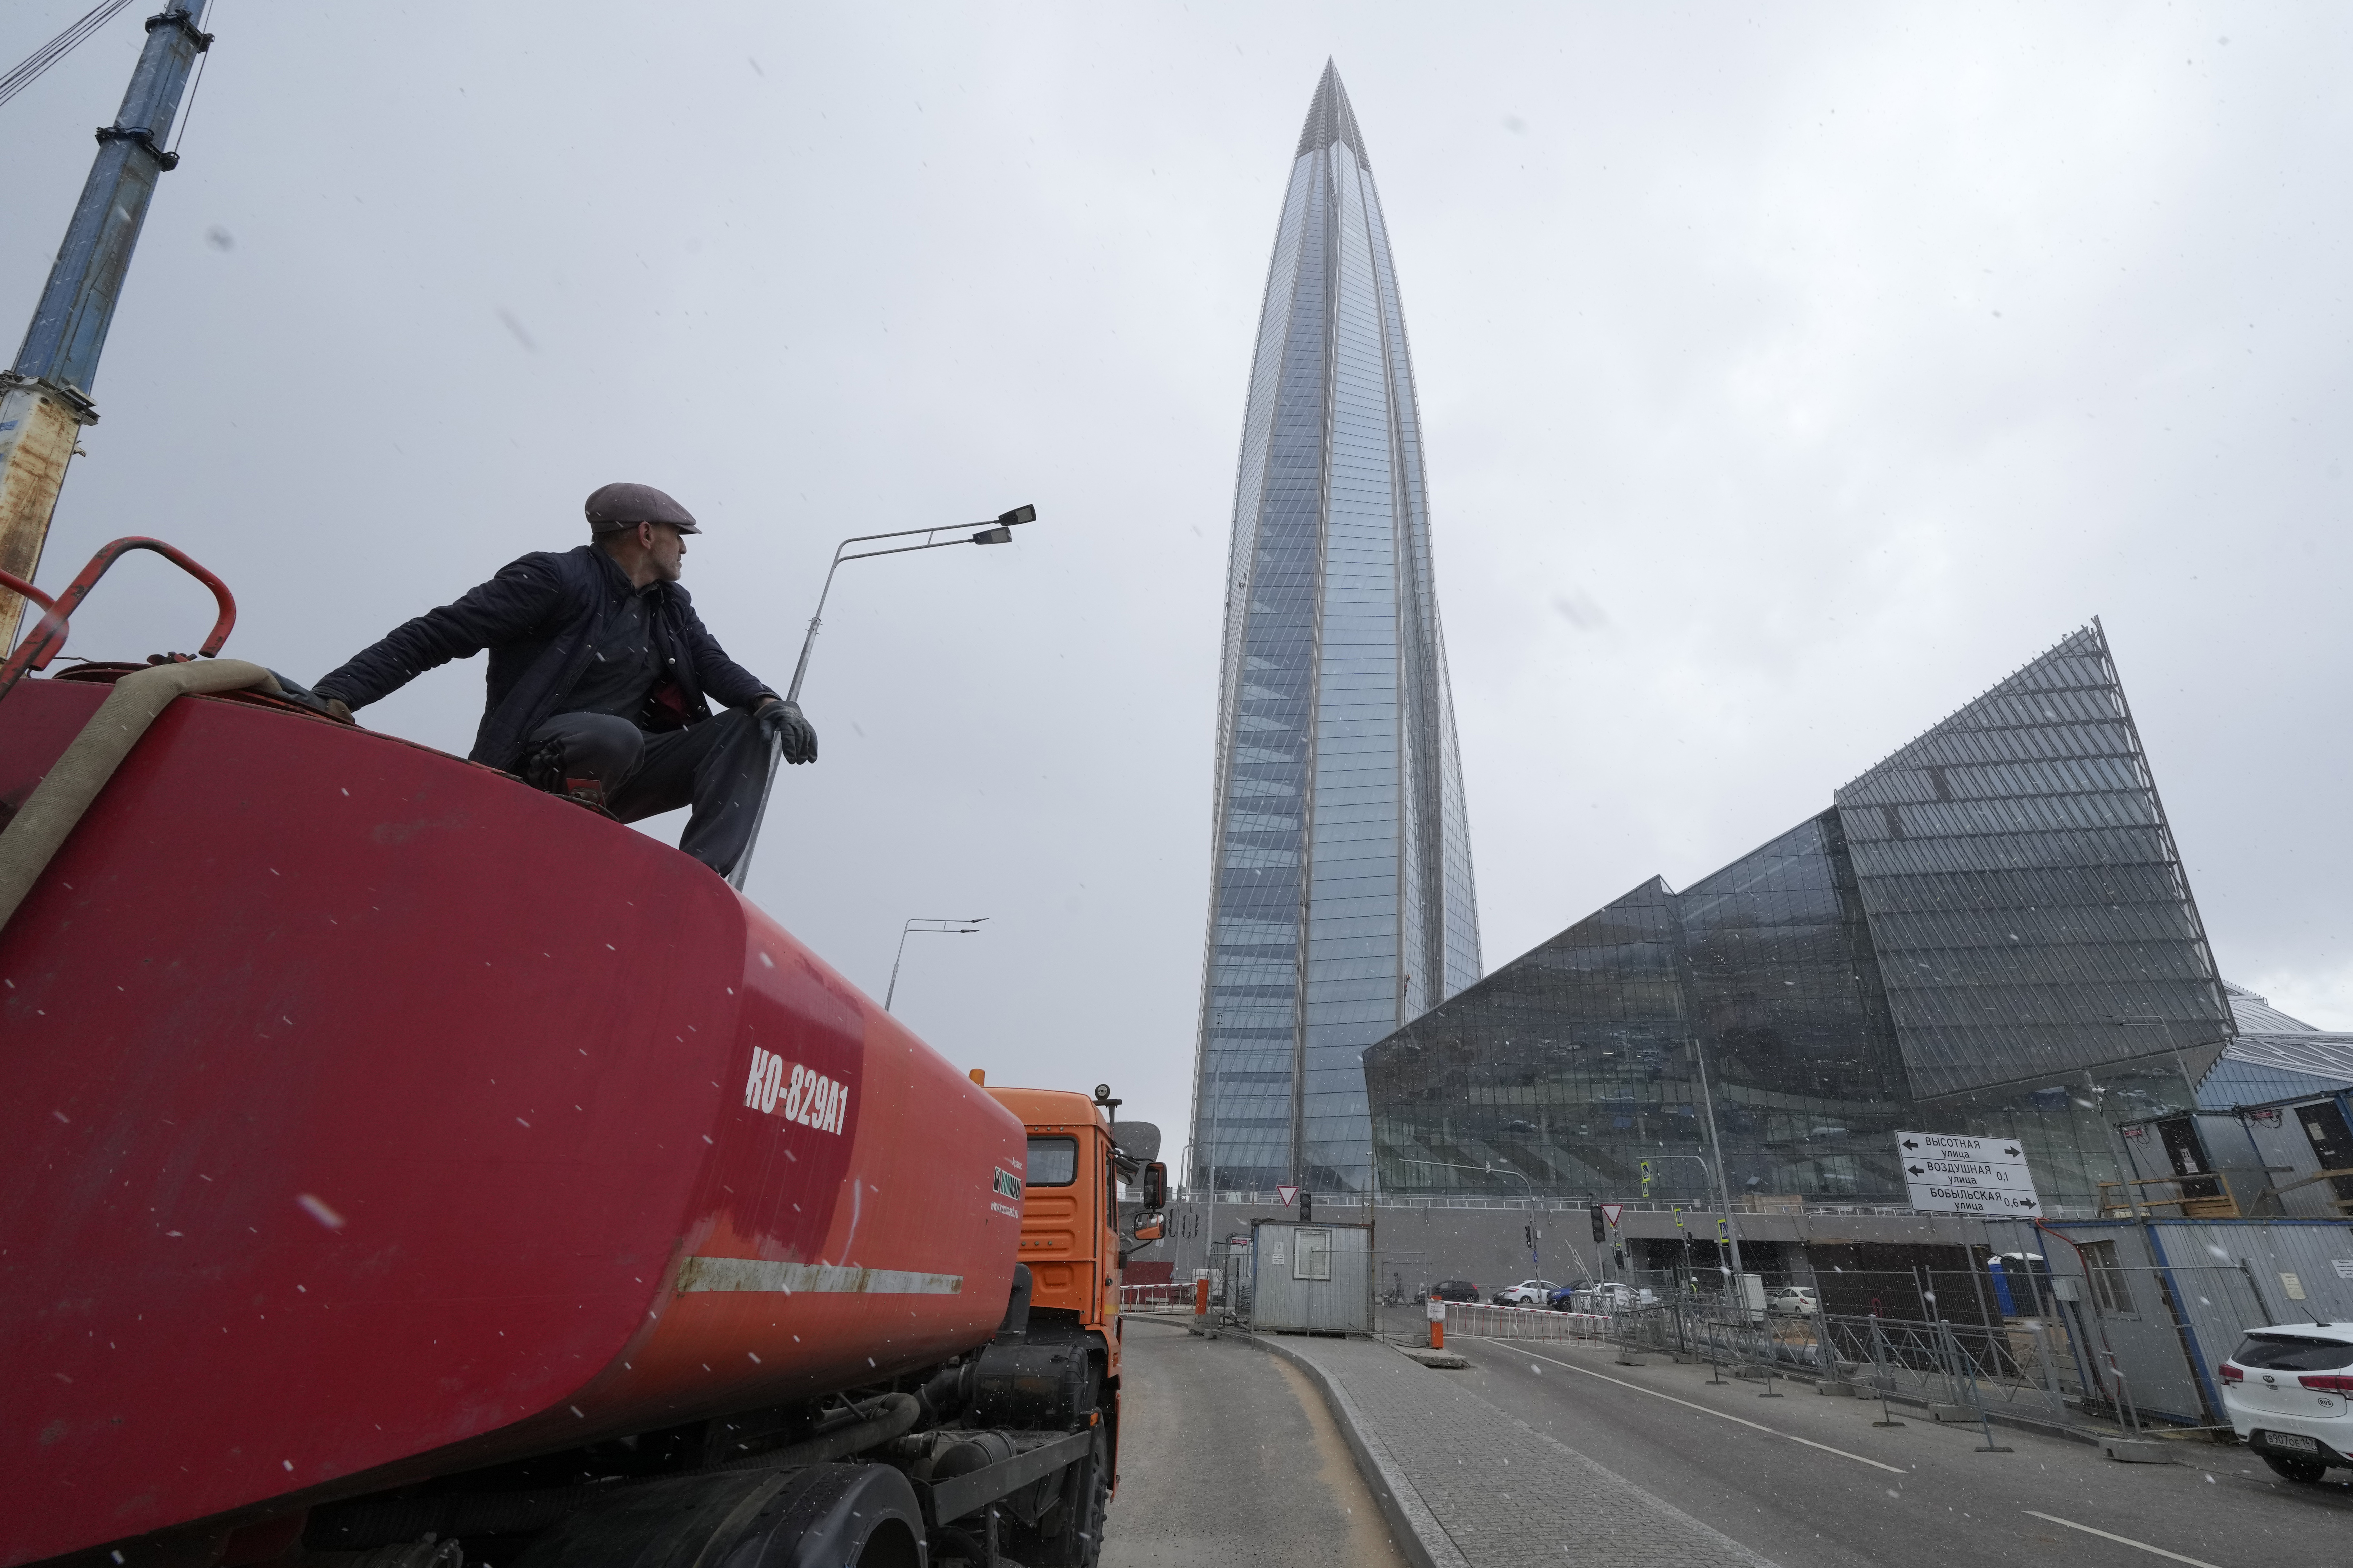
[1251, 1331, 1782, 1568]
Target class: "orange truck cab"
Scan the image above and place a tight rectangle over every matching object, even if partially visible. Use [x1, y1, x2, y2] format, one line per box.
[976, 1081, 1168, 1513]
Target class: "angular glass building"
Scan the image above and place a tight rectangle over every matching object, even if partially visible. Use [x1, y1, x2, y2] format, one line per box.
[1365, 623, 2237, 1214]
[1190, 64, 1481, 1197]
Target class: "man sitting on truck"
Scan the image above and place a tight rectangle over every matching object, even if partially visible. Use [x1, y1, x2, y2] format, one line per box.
[312, 482, 816, 878]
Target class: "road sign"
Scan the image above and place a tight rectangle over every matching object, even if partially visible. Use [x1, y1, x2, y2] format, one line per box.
[1895, 1129, 2041, 1216]
[1600, 1203, 1624, 1228]
[1277, 1184, 1299, 1208]
[1903, 1157, 2036, 1191]
[1897, 1131, 2024, 1161]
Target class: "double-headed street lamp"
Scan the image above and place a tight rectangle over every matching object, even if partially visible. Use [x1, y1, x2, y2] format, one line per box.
[729, 505, 1036, 891]
[884, 916, 986, 1012]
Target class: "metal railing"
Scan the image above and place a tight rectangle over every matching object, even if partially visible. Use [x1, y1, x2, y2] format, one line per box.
[1117, 1282, 1195, 1313]
[1433, 1297, 2091, 1428]
[1177, 1190, 2081, 1220]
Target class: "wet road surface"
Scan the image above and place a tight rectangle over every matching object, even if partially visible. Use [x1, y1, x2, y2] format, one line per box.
[1100, 1318, 1408, 1568]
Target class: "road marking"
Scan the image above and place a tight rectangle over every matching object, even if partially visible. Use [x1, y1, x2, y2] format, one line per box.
[2020, 1511, 2221, 1568]
[1501, 1344, 1908, 1474]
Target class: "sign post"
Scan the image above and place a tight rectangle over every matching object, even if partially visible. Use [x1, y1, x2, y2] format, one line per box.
[1894, 1131, 2041, 1217]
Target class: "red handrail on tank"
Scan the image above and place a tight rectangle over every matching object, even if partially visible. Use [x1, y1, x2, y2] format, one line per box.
[0, 537, 237, 705]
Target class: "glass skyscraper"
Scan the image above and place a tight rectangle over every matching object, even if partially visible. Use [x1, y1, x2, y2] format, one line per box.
[1365, 623, 2237, 1215]
[1190, 64, 1481, 1197]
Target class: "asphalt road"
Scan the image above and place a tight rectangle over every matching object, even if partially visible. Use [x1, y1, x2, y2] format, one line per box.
[1440, 1331, 2353, 1568]
[1100, 1318, 1407, 1568]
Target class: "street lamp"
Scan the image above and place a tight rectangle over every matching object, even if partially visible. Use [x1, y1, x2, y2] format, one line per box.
[1645, 1152, 1717, 1190]
[1395, 1156, 1544, 1276]
[728, 504, 1036, 891]
[1688, 1036, 1749, 1290]
[884, 916, 987, 1012]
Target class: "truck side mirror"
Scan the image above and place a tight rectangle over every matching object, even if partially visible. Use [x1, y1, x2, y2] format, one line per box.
[1134, 1221, 1164, 1241]
[1144, 1161, 1167, 1208]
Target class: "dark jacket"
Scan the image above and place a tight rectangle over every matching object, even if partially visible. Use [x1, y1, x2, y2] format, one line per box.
[315, 545, 775, 769]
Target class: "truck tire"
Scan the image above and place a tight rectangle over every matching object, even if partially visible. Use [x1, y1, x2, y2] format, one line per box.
[512, 1463, 923, 1567]
[1008, 1425, 1109, 1568]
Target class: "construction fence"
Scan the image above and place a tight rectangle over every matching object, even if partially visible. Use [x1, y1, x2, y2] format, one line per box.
[1431, 1257, 2278, 1437]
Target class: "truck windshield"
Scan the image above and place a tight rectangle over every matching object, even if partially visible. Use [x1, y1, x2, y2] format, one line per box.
[1027, 1136, 1078, 1186]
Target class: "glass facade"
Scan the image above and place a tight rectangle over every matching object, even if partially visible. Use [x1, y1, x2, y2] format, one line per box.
[2196, 985, 2353, 1109]
[1833, 625, 2232, 1099]
[1192, 65, 1481, 1197]
[1366, 624, 2236, 1214]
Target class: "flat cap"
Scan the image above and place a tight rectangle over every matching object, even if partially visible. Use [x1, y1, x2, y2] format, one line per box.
[585, 481, 700, 534]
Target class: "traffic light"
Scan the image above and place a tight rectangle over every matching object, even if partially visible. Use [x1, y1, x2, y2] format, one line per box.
[1524, 1224, 1535, 1249]
[1589, 1204, 1606, 1244]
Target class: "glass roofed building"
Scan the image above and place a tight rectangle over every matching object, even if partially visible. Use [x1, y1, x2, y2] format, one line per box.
[2197, 984, 2353, 1109]
[1364, 622, 2242, 1214]
[1189, 64, 1481, 1197]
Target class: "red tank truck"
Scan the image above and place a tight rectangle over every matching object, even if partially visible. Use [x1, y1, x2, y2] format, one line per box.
[0, 540, 1166, 1568]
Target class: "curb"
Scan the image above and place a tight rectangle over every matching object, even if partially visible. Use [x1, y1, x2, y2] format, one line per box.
[1233, 1331, 1469, 1568]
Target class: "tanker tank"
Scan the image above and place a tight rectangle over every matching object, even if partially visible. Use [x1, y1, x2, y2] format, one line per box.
[0, 664, 1034, 1566]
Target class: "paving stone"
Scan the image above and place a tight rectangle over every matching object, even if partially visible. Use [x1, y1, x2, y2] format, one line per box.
[1268, 1335, 1782, 1568]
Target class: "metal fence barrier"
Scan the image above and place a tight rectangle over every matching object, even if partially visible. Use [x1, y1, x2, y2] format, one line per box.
[1118, 1283, 1195, 1314]
[1434, 1292, 2100, 1437]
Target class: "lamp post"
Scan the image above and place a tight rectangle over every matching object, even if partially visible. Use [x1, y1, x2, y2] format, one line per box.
[1689, 1037, 1748, 1292]
[1646, 1151, 1718, 1294]
[1395, 1156, 1542, 1277]
[883, 916, 986, 1012]
[1200, 1064, 1228, 1310]
[727, 504, 1035, 891]
[1646, 1152, 1717, 1190]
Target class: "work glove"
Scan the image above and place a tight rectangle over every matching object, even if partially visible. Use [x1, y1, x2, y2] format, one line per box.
[757, 699, 818, 765]
[271, 669, 355, 724]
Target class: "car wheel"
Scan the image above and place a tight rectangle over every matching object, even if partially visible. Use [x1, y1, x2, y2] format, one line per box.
[2261, 1452, 2329, 1484]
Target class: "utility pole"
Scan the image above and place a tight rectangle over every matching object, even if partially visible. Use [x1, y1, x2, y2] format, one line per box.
[1689, 1037, 1747, 1285]
[0, 5, 213, 649]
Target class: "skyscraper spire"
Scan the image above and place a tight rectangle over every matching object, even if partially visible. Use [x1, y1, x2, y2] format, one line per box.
[1295, 59, 1367, 164]
[1192, 65, 1479, 1197]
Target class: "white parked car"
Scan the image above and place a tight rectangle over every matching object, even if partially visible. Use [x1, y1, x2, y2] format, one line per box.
[1494, 1279, 1560, 1306]
[2218, 1321, 2353, 1482]
[1766, 1285, 1820, 1316]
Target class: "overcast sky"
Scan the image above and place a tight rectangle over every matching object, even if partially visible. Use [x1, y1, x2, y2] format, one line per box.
[7, 3, 2349, 1150]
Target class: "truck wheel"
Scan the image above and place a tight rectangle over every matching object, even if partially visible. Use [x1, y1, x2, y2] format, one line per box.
[1008, 1425, 1109, 1568]
[510, 1464, 924, 1567]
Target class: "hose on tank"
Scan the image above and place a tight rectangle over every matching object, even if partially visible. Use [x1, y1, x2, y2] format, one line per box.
[0, 659, 277, 930]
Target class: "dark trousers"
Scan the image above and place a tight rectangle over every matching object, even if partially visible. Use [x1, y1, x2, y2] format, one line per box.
[528, 709, 772, 878]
